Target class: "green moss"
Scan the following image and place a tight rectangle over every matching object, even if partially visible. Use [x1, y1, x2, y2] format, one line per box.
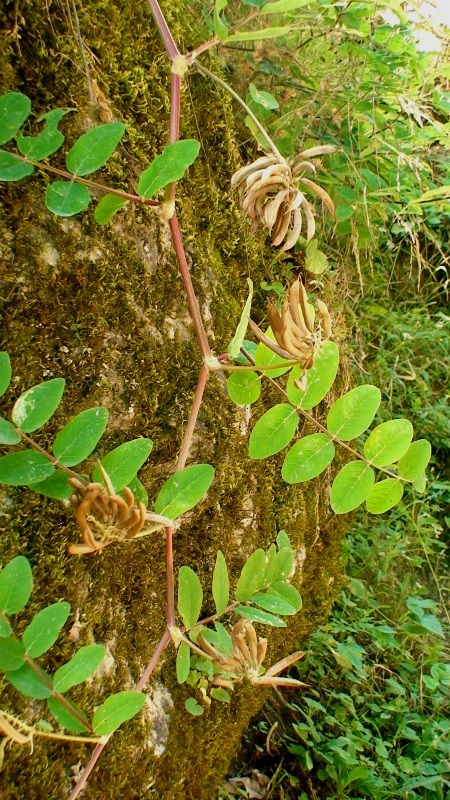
[0, 1, 350, 798]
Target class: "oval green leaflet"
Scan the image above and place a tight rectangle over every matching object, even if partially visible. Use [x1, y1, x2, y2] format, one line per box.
[327, 385, 381, 441]
[397, 439, 432, 480]
[0, 556, 33, 615]
[364, 419, 413, 467]
[66, 122, 126, 176]
[366, 479, 404, 514]
[154, 464, 214, 520]
[17, 108, 69, 161]
[47, 696, 90, 734]
[94, 194, 129, 225]
[0, 451, 55, 486]
[91, 438, 153, 493]
[53, 407, 109, 467]
[53, 644, 106, 693]
[0, 151, 34, 181]
[286, 341, 339, 410]
[92, 691, 146, 736]
[178, 566, 203, 630]
[0, 419, 21, 445]
[176, 641, 191, 684]
[185, 697, 204, 716]
[0, 92, 31, 145]
[249, 404, 298, 459]
[0, 638, 26, 671]
[22, 602, 71, 658]
[12, 377, 65, 433]
[212, 551, 229, 616]
[45, 181, 91, 217]
[138, 140, 200, 199]
[282, 433, 335, 484]
[235, 549, 267, 602]
[235, 605, 286, 627]
[330, 460, 375, 514]
[4, 663, 53, 699]
[227, 371, 261, 405]
[0, 352, 11, 397]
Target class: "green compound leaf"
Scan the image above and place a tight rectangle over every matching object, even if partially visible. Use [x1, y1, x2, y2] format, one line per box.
[366, 479, 404, 514]
[327, 385, 381, 441]
[22, 602, 71, 658]
[94, 194, 129, 225]
[261, 0, 313, 13]
[0, 419, 21, 445]
[235, 549, 267, 602]
[93, 691, 146, 736]
[364, 419, 413, 467]
[397, 439, 432, 480]
[176, 641, 191, 684]
[0, 151, 34, 181]
[0, 556, 33, 614]
[30, 471, 73, 500]
[53, 644, 106, 692]
[212, 551, 230, 616]
[17, 110, 67, 161]
[282, 433, 335, 484]
[277, 530, 291, 549]
[178, 566, 203, 630]
[235, 605, 286, 627]
[330, 461, 375, 514]
[227, 371, 261, 405]
[53, 407, 109, 467]
[254, 328, 292, 377]
[92, 438, 153, 493]
[47, 696, 91, 733]
[270, 581, 302, 613]
[0, 352, 11, 397]
[249, 404, 298, 459]
[45, 181, 91, 217]
[286, 341, 339, 410]
[0, 92, 31, 145]
[248, 83, 279, 110]
[12, 377, 65, 433]
[228, 278, 253, 359]
[224, 26, 292, 42]
[0, 637, 26, 671]
[154, 464, 214, 520]
[0, 451, 55, 486]
[66, 122, 126, 176]
[185, 697, 204, 716]
[138, 140, 200, 199]
[250, 590, 297, 615]
[210, 687, 231, 703]
[4, 663, 53, 698]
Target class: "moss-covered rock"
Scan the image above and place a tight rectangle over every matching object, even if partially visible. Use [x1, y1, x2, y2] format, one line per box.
[0, 1, 349, 797]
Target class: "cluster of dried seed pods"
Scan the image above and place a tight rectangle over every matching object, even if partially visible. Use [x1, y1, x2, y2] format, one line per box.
[197, 619, 307, 690]
[67, 471, 147, 555]
[231, 146, 335, 250]
[249, 278, 332, 375]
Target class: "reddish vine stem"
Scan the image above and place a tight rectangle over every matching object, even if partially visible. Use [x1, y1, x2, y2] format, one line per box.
[168, 213, 212, 359]
[165, 525, 175, 627]
[145, 0, 179, 58]
[176, 363, 209, 471]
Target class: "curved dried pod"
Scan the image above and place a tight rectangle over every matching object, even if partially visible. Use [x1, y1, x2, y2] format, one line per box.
[251, 279, 332, 370]
[67, 476, 148, 555]
[297, 176, 334, 215]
